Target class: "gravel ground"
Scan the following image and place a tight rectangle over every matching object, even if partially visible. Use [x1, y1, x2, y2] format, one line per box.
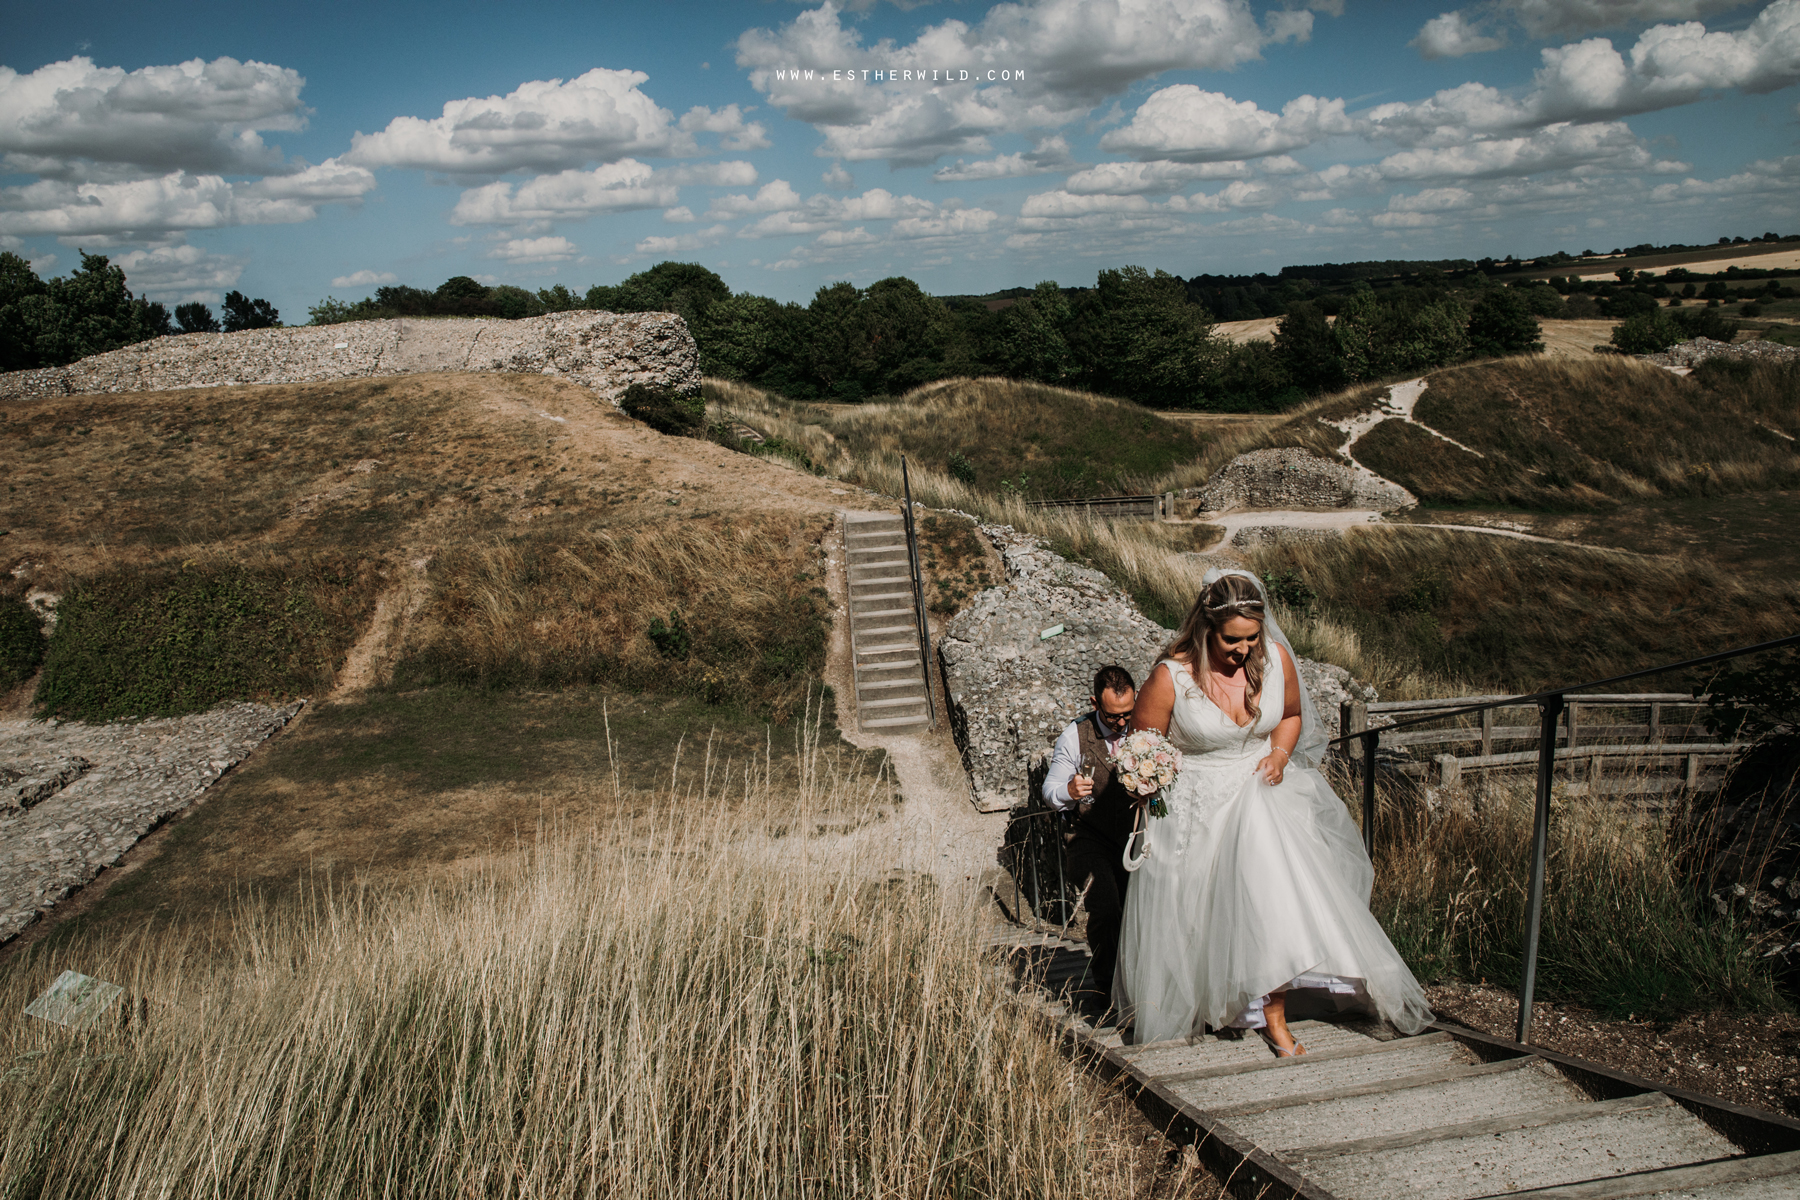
[1426, 981, 1800, 1118]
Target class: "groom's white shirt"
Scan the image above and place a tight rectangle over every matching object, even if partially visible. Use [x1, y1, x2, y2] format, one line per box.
[1042, 716, 1123, 812]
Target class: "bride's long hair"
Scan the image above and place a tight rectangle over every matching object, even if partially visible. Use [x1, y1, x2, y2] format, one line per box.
[1166, 574, 1269, 724]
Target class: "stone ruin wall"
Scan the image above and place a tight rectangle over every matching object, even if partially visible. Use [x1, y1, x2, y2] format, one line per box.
[938, 525, 1378, 812]
[1185, 447, 1415, 514]
[0, 310, 701, 403]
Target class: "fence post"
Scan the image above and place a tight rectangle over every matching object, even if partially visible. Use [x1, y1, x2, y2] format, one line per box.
[1361, 729, 1379, 861]
[1481, 707, 1494, 757]
[1517, 693, 1565, 1045]
[1648, 702, 1661, 744]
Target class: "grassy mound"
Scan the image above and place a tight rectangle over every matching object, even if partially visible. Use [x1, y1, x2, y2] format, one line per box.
[1356, 357, 1800, 510]
[707, 376, 1210, 501]
[393, 517, 833, 722]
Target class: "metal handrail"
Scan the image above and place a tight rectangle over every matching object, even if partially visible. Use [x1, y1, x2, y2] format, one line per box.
[1333, 631, 1800, 1044]
[898, 456, 937, 730]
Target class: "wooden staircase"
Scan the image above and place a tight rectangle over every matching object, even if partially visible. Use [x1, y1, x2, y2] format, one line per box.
[844, 512, 932, 733]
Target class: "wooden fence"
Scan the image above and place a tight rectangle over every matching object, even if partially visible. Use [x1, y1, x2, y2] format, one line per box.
[1339, 693, 1743, 795]
[1023, 491, 1177, 520]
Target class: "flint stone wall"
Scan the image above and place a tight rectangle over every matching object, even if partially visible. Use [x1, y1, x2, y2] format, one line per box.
[938, 525, 1376, 811]
[1640, 335, 1800, 369]
[1185, 447, 1414, 513]
[0, 310, 700, 403]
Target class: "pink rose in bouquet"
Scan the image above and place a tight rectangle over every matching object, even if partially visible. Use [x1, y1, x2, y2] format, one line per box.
[1107, 729, 1182, 818]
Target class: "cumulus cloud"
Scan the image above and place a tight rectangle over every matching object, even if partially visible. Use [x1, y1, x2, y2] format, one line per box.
[1500, 0, 1758, 38]
[0, 168, 374, 238]
[488, 235, 578, 262]
[677, 103, 772, 150]
[331, 269, 399, 288]
[735, 0, 1303, 166]
[1648, 153, 1800, 200]
[634, 224, 730, 255]
[704, 179, 804, 217]
[449, 159, 756, 225]
[933, 135, 1076, 181]
[112, 243, 244, 301]
[821, 161, 854, 186]
[1374, 120, 1665, 178]
[1063, 159, 1251, 194]
[1099, 87, 1352, 161]
[0, 56, 305, 181]
[348, 69, 696, 177]
[662, 206, 695, 222]
[1412, 12, 1508, 58]
[736, 186, 937, 237]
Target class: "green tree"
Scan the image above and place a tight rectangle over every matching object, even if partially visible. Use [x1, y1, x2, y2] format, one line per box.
[1466, 289, 1543, 357]
[0, 251, 49, 371]
[862, 275, 955, 394]
[1069, 266, 1220, 407]
[1274, 300, 1346, 393]
[994, 281, 1074, 383]
[697, 292, 782, 381]
[591, 262, 731, 329]
[221, 290, 280, 331]
[1610, 310, 1682, 354]
[178, 302, 222, 332]
[1330, 289, 1381, 382]
[806, 281, 872, 399]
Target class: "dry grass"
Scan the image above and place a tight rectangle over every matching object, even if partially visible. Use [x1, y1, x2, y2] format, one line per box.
[1360, 766, 1787, 1018]
[0, 744, 1207, 1199]
[395, 516, 836, 720]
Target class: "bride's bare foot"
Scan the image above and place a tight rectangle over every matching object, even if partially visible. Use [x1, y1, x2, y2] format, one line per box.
[1259, 991, 1306, 1057]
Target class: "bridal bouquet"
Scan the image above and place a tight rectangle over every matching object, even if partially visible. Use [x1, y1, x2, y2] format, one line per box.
[1108, 729, 1182, 818]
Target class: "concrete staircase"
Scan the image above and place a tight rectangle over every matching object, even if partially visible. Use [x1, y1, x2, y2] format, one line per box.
[844, 512, 932, 733]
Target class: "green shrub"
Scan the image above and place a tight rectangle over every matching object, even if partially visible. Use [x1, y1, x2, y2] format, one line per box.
[619, 383, 706, 436]
[35, 559, 372, 721]
[0, 594, 46, 690]
[1466, 290, 1544, 358]
[947, 449, 977, 484]
[1610, 310, 1682, 354]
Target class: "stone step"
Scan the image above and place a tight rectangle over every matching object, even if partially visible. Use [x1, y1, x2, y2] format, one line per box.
[858, 678, 924, 693]
[861, 696, 929, 710]
[848, 571, 911, 584]
[1495, 1148, 1800, 1198]
[854, 641, 918, 656]
[1227, 1058, 1584, 1153]
[853, 623, 917, 638]
[850, 591, 915, 604]
[864, 713, 930, 729]
[1296, 1093, 1737, 1200]
[852, 606, 914, 619]
[1123, 1023, 1428, 1079]
[1168, 1034, 1470, 1112]
[855, 657, 922, 671]
[845, 529, 904, 542]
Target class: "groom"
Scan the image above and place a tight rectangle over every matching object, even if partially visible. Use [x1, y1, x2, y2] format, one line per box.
[1042, 664, 1139, 1019]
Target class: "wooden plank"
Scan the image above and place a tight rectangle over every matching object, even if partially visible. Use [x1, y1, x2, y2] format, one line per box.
[1287, 1093, 1673, 1162]
[1485, 1148, 1800, 1199]
[1158, 1032, 1455, 1085]
[1206, 1056, 1536, 1119]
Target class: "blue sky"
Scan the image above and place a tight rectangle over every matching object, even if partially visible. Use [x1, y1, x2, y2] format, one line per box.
[3, 0, 1798, 319]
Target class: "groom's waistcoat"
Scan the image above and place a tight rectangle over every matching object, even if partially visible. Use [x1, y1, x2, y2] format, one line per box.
[1071, 714, 1138, 850]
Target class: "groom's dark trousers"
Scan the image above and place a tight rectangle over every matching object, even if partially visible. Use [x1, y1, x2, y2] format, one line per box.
[1064, 713, 1139, 1007]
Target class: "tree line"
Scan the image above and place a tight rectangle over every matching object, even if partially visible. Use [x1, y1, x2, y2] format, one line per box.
[0, 251, 279, 373]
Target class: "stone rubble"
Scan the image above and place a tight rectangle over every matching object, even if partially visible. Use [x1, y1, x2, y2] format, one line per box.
[938, 525, 1376, 812]
[1640, 336, 1800, 369]
[0, 701, 301, 943]
[1185, 447, 1415, 514]
[0, 310, 701, 404]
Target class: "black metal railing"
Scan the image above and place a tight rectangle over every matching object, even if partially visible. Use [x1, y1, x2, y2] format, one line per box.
[1331, 632, 1800, 1044]
[899, 456, 937, 730]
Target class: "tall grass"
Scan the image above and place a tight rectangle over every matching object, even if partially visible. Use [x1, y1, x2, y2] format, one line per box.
[0, 758, 1124, 1199]
[1365, 770, 1787, 1018]
[393, 517, 835, 720]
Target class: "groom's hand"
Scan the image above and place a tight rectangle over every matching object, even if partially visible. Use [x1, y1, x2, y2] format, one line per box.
[1068, 773, 1094, 801]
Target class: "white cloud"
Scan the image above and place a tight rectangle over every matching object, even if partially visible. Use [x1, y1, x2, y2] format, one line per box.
[246, 157, 378, 203]
[677, 103, 772, 150]
[449, 159, 756, 225]
[331, 269, 399, 288]
[1387, 186, 1475, 211]
[812, 226, 880, 248]
[1375, 120, 1661, 178]
[1370, 210, 1442, 228]
[634, 224, 730, 255]
[112, 243, 244, 301]
[735, 186, 938, 237]
[932, 135, 1076, 181]
[1412, 12, 1508, 59]
[488, 235, 578, 262]
[1648, 153, 1800, 200]
[704, 179, 804, 217]
[0, 169, 367, 237]
[0, 56, 305, 180]
[347, 69, 693, 177]
[1099, 87, 1353, 162]
[735, 0, 1292, 167]
[1063, 159, 1250, 194]
[662, 206, 695, 222]
[822, 161, 854, 187]
[1500, 0, 1758, 38]
[891, 206, 1000, 237]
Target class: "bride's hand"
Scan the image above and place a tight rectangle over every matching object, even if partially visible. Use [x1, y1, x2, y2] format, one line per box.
[1256, 745, 1291, 785]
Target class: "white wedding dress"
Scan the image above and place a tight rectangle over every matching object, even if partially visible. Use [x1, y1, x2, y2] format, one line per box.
[1113, 653, 1434, 1042]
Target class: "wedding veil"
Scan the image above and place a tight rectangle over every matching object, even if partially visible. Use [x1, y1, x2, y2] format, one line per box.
[1197, 567, 1331, 771]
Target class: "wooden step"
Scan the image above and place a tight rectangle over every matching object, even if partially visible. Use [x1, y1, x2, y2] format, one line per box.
[861, 697, 929, 710]
[1494, 1148, 1800, 1198]
[864, 713, 930, 729]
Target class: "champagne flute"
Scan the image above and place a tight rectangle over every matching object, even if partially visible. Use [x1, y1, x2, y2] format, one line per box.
[1074, 754, 1095, 810]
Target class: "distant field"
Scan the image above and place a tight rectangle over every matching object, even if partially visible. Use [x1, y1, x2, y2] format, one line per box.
[1515, 241, 1800, 279]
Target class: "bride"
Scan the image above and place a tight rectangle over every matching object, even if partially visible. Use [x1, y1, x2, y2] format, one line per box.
[1113, 568, 1433, 1052]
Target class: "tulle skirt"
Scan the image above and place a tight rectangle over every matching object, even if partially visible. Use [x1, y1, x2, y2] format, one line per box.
[1112, 751, 1433, 1043]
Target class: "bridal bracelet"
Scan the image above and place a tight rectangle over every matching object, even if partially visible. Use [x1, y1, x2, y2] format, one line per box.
[1270, 745, 1291, 760]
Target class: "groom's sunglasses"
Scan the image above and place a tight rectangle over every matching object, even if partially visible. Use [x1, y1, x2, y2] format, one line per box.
[1096, 708, 1133, 729]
